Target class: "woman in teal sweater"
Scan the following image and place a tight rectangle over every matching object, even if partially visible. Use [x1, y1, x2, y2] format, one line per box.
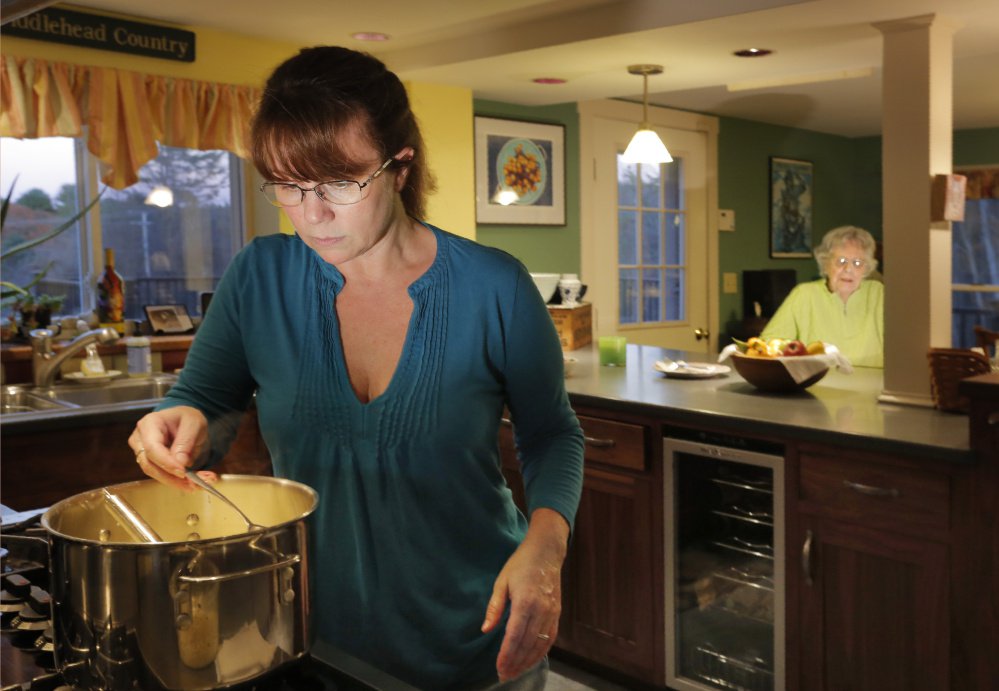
[128, 46, 583, 689]
[762, 225, 884, 367]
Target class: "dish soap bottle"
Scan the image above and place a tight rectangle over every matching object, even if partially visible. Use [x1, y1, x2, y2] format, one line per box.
[81, 343, 106, 377]
[96, 247, 125, 333]
[124, 336, 152, 377]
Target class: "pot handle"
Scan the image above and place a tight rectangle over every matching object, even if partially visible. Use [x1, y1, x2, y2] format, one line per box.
[177, 553, 300, 584]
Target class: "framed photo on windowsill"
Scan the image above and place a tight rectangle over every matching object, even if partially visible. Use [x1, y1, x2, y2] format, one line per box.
[769, 156, 814, 258]
[145, 304, 195, 334]
[474, 116, 565, 225]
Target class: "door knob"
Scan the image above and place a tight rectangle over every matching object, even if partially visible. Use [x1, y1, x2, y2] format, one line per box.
[694, 328, 710, 341]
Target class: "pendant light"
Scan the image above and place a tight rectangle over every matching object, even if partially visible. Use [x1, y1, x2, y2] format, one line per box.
[621, 64, 672, 165]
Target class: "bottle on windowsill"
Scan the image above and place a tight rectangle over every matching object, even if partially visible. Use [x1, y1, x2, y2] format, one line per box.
[96, 247, 125, 334]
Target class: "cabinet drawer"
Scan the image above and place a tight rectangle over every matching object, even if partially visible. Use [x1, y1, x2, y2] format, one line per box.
[798, 452, 950, 535]
[577, 415, 647, 471]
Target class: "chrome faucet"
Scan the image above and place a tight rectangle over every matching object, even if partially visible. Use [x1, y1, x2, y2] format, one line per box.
[30, 327, 120, 388]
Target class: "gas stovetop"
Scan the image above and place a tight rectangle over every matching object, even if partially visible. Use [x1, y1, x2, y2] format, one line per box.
[1, 506, 417, 691]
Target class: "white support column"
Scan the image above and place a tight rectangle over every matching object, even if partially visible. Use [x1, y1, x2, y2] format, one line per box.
[874, 14, 960, 407]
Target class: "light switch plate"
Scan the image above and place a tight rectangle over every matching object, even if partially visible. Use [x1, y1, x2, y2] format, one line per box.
[719, 209, 735, 231]
[723, 272, 738, 294]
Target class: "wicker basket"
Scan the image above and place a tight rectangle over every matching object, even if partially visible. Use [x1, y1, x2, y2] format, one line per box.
[927, 348, 991, 412]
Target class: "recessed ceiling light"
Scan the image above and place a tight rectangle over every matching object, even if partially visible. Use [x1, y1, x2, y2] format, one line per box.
[533, 77, 567, 85]
[351, 32, 390, 41]
[734, 48, 773, 57]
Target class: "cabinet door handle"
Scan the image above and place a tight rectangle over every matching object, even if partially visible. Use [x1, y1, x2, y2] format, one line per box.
[583, 435, 616, 448]
[802, 529, 813, 586]
[843, 479, 900, 498]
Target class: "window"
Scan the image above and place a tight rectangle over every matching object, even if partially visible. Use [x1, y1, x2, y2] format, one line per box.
[617, 155, 685, 325]
[952, 166, 999, 348]
[1, 136, 244, 323]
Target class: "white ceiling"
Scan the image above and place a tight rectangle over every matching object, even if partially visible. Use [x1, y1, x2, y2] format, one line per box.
[39, 0, 999, 137]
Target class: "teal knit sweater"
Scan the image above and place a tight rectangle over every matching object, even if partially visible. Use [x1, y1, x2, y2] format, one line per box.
[160, 224, 584, 688]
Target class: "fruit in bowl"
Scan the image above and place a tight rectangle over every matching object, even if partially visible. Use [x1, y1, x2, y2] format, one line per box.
[730, 337, 830, 391]
[737, 336, 824, 358]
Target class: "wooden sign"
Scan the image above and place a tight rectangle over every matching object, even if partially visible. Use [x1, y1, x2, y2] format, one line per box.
[4, 7, 195, 63]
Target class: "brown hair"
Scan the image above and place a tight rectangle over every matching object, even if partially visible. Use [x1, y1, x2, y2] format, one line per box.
[251, 46, 436, 219]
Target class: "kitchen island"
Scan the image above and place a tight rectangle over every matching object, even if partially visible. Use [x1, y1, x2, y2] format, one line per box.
[562, 343, 970, 462]
[500, 343, 993, 691]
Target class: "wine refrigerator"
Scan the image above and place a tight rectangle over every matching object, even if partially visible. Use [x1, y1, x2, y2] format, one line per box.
[664, 430, 785, 691]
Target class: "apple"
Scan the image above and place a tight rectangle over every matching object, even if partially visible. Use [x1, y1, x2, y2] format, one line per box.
[782, 340, 807, 356]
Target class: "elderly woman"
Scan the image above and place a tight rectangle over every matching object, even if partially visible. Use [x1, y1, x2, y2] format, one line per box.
[761, 225, 884, 367]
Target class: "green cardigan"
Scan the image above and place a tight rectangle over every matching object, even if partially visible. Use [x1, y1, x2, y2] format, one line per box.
[761, 278, 884, 367]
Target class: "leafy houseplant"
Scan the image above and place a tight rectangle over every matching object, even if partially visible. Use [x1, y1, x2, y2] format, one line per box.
[1, 180, 104, 338]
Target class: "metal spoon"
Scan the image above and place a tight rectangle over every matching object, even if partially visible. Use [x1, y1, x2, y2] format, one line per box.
[658, 355, 713, 373]
[185, 471, 267, 533]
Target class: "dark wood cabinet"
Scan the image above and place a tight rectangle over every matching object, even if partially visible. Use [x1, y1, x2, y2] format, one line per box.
[1, 407, 271, 511]
[498, 407, 663, 685]
[955, 373, 999, 691]
[561, 465, 656, 680]
[789, 444, 953, 691]
[793, 515, 949, 691]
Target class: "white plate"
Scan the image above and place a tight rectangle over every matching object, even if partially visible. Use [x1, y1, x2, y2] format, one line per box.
[63, 370, 122, 384]
[654, 361, 731, 379]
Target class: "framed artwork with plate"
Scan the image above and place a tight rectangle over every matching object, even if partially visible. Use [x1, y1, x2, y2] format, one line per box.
[474, 116, 565, 225]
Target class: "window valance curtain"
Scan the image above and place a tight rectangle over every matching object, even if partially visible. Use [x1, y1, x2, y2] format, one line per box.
[0, 56, 261, 189]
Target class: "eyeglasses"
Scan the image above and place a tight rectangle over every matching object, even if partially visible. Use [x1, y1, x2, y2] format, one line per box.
[834, 256, 866, 270]
[260, 157, 394, 208]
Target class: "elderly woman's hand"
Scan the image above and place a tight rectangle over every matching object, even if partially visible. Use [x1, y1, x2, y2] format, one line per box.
[481, 508, 569, 682]
[128, 406, 209, 489]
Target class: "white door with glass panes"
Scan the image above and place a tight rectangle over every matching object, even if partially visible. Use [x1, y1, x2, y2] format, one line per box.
[580, 102, 717, 354]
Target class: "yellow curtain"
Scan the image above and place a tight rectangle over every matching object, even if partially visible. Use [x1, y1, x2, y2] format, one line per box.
[0, 56, 260, 189]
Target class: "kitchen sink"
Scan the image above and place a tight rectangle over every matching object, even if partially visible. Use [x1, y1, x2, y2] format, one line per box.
[0, 374, 178, 425]
[38, 375, 178, 407]
[0, 387, 74, 414]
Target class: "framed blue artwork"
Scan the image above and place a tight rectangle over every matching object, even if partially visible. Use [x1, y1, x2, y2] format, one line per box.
[474, 116, 565, 225]
[769, 156, 813, 258]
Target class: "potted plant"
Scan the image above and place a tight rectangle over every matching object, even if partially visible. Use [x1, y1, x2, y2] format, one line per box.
[15, 293, 65, 333]
[1, 180, 104, 340]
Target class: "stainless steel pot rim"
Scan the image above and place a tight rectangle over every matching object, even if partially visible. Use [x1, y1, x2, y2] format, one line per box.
[41, 474, 319, 546]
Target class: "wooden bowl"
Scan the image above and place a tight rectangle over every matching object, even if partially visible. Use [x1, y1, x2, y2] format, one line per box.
[730, 352, 830, 392]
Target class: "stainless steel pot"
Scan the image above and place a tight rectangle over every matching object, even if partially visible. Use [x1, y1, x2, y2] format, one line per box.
[41, 475, 318, 690]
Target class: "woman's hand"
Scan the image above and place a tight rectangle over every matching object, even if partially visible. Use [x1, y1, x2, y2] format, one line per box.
[481, 508, 570, 682]
[128, 406, 208, 489]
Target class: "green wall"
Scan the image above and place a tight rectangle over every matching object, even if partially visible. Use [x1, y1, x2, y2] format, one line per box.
[954, 127, 999, 165]
[717, 117, 867, 338]
[473, 100, 580, 275]
[472, 96, 999, 341]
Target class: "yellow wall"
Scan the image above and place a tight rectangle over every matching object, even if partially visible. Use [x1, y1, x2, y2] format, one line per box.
[406, 82, 475, 239]
[2, 6, 476, 239]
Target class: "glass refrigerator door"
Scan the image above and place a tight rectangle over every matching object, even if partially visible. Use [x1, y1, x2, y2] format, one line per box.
[665, 438, 785, 691]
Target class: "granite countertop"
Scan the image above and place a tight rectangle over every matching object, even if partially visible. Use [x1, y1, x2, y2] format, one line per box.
[563, 344, 972, 463]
